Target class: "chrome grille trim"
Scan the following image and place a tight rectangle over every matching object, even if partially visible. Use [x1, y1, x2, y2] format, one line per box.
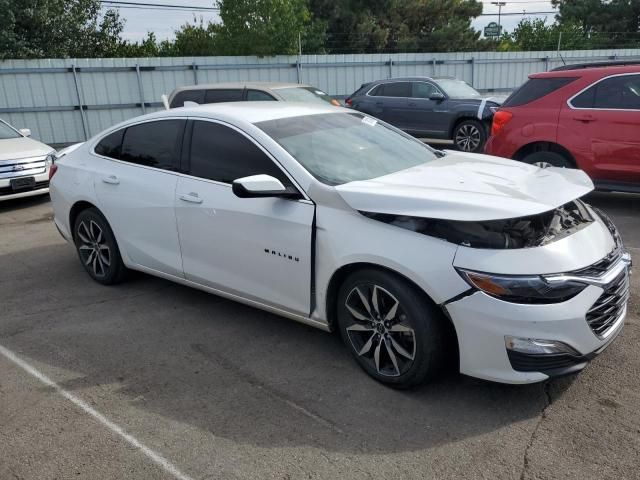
[586, 271, 629, 339]
[0, 156, 47, 179]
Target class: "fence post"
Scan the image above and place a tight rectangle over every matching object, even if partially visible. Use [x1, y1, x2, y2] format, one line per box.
[470, 57, 475, 87]
[135, 64, 146, 114]
[388, 58, 393, 78]
[71, 64, 89, 141]
[432, 58, 437, 76]
[544, 56, 549, 71]
[192, 61, 198, 84]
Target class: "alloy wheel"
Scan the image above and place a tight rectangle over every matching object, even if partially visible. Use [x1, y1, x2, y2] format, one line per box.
[344, 284, 416, 377]
[455, 124, 481, 152]
[77, 220, 111, 278]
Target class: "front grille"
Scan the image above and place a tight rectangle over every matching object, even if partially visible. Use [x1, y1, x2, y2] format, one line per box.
[507, 350, 585, 373]
[0, 180, 49, 196]
[586, 270, 629, 338]
[0, 156, 47, 179]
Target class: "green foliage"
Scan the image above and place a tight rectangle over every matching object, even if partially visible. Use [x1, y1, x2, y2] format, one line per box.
[497, 18, 588, 51]
[0, 0, 126, 59]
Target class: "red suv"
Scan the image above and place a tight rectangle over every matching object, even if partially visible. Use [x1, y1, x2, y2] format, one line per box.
[485, 62, 640, 192]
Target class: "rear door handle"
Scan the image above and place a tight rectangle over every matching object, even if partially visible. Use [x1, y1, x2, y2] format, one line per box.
[179, 192, 203, 204]
[573, 114, 596, 123]
[102, 175, 119, 185]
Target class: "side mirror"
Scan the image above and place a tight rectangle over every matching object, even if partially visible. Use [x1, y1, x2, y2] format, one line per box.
[19, 128, 31, 137]
[232, 174, 300, 199]
[429, 92, 445, 101]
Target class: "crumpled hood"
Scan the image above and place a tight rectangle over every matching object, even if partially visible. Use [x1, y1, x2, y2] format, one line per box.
[0, 137, 54, 161]
[335, 151, 594, 221]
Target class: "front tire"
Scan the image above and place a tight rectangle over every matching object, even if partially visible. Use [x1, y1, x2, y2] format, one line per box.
[73, 208, 127, 285]
[453, 119, 486, 153]
[337, 269, 446, 389]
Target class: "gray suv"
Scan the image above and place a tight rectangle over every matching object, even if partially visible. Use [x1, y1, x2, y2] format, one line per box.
[345, 77, 503, 153]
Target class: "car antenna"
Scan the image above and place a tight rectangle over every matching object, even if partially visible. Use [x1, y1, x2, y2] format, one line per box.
[557, 32, 566, 66]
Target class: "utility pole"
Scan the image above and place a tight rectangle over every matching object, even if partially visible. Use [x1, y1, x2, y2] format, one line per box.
[491, 1, 507, 36]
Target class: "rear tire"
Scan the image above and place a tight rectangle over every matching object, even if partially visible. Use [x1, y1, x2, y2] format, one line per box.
[336, 269, 446, 389]
[73, 208, 127, 285]
[453, 119, 486, 153]
[521, 151, 573, 168]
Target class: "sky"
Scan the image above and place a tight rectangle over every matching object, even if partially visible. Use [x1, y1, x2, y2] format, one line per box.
[106, 0, 556, 44]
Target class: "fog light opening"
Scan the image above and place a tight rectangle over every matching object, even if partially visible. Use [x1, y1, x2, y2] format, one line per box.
[505, 336, 580, 356]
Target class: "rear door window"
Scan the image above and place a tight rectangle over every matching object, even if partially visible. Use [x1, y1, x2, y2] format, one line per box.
[204, 89, 244, 103]
[380, 82, 412, 98]
[246, 90, 276, 101]
[170, 90, 205, 108]
[120, 120, 185, 171]
[95, 129, 124, 159]
[503, 77, 577, 107]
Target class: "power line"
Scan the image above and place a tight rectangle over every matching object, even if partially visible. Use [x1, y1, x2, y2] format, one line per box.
[100, 1, 219, 11]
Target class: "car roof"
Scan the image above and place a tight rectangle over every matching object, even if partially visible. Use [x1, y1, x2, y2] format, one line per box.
[170, 82, 311, 94]
[531, 64, 640, 78]
[151, 101, 344, 124]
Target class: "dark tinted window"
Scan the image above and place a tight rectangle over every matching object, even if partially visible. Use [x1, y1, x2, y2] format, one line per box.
[571, 87, 595, 108]
[381, 82, 411, 97]
[120, 120, 184, 170]
[246, 90, 276, 101]
[95, 129, 124, 159]
[503, 77, 577, 107]
[412, 82, 437, 98]
[571, 74, 640, 109]
[189, 121, 292, 185]
[204, 89, 244, 103]
[368, 84, 383, 96]
[170, 89, 204, 108]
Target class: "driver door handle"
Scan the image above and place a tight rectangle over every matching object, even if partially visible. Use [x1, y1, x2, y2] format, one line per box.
[573, 114, 596, 123]
[101, 175, 119, 185]
[179, 192, 203, 204]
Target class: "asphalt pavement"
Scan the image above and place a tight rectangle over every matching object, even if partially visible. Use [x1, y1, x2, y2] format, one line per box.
[0, 192, 638, 480]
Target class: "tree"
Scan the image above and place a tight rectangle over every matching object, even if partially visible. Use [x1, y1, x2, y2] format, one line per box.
[308, 0, 483, 53]
[214, 0, 324, 56]
[552, 0, 640, 47]
[0, 0, 126, 59]
[497, 18, 589, 51]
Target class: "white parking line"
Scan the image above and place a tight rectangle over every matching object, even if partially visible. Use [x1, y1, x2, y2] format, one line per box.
[0, 344, 194, 480]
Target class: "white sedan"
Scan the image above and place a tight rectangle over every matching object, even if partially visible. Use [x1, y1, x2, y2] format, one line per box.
[49, 103, 631, 388]
[0, 119, 56, 201]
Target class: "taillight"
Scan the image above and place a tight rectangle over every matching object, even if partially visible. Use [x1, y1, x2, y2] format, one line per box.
[345, 98, 353, 107]
[49, 164, 58, 180]
[491, 110, 513, 136]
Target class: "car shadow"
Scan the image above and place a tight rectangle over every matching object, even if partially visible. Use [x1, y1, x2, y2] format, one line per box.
[0, 238, 578, 455]
[0, 193, 51, 214]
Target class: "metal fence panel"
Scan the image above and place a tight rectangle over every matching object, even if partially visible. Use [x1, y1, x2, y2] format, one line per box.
[2, 49, 640, 145]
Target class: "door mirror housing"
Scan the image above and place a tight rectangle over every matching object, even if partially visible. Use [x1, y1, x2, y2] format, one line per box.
[232, 174, 301, 199]
[19, 128, 31, 137]
[429, 92, 445, 101]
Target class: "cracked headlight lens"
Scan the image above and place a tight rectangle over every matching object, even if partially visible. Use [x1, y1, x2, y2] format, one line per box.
[456, 268, 587, 304]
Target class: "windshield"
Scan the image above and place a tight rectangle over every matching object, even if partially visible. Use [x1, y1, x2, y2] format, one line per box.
[256, 113, 438, 186]
[275, 87, 335, 104]
[0, 120, 22, 140]
[436, 79, 481, 99]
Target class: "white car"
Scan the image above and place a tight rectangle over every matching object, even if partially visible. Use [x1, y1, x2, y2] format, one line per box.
[0, 119, 56, 201]
[49, 103, 631, 388]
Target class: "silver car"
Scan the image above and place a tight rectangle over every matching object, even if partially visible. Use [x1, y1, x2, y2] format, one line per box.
[164, 82, 341, 109]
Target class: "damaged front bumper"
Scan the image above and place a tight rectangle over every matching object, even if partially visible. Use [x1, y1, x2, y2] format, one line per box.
[444, 214, 631, 384]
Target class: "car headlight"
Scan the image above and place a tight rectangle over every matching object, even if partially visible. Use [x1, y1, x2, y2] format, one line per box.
[45, 152, 56, 167]
[456, 268, 587, 304]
